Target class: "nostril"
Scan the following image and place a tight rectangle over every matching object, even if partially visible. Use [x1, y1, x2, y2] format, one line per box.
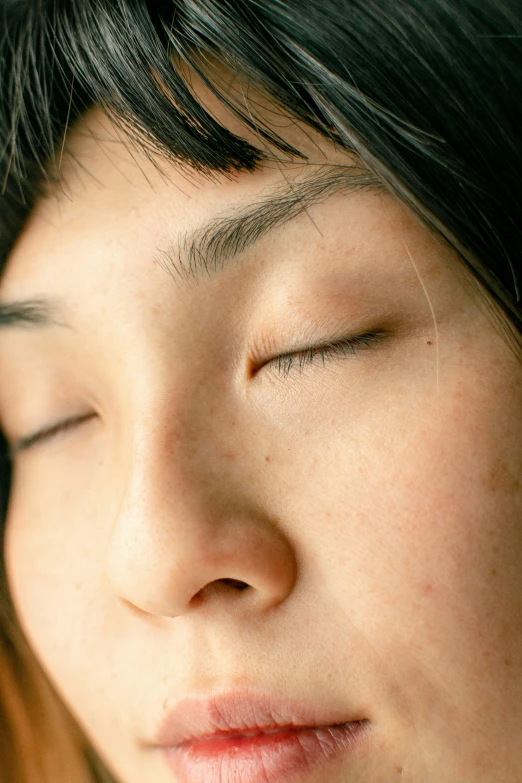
[219, 578, 250, 591]
[191, 578, 250, 606]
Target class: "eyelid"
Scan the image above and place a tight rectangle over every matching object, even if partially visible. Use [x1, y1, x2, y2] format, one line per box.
[259, 329, 387, 377]
[8, 332, 385, 451]
[11, 412, 97, 456]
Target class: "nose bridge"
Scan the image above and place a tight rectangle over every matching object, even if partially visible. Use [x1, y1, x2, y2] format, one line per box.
[124, 378, 244, 501]
[104, 385, 297, 619]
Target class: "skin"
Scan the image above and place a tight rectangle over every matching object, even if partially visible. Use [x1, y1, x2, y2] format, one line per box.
[0, 90, 522, 783]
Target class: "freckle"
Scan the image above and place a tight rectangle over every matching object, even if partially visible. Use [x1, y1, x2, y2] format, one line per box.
[504, 659, 512, 666]
[490, 568, 498, 576]
[396, 765, 404, 775]
[265, 455, 272, 463]
[426, 340, 433, 345]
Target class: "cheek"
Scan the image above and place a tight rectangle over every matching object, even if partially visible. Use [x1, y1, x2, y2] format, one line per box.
[3, 452, 114, 715]
[4, 478, 132, 760]
[290, 357, 522, 699]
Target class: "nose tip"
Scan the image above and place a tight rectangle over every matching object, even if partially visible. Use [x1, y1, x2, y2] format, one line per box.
[105, 511, 297, 620]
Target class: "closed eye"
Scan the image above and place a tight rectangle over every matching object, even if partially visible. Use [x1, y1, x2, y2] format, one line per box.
[264, 330, 387, 377]
[11, 412, 97, 456]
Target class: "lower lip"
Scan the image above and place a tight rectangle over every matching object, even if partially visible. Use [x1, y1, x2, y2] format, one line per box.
[162, 721, 369, 783]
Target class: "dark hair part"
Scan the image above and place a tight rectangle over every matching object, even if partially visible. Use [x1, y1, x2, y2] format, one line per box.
[0, 0, 521, 779]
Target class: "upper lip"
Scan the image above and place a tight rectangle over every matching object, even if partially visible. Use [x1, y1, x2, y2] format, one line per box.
[154, 690, 366, 748]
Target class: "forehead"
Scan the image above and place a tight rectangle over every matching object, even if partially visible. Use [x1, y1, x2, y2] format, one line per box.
[0, 102, 382, 299]
[34, 107, 280, 243]
[40, 84, 356, 217]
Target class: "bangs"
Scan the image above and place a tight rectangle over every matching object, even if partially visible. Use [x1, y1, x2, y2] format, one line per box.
[0, 0, 521, 340]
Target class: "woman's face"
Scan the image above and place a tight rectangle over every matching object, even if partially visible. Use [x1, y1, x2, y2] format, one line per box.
[1, 101, 522, 783]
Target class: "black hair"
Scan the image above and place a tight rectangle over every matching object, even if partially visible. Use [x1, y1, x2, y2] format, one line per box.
[0, 0, 521, 483]
[1, 0, 521, 319]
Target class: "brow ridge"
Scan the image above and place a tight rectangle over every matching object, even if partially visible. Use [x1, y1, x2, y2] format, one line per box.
[0, 165, 382, 331]
[156, 164, 383, 285]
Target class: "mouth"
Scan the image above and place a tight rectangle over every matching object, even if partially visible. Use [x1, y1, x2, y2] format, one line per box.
[155, 690, 371, 783]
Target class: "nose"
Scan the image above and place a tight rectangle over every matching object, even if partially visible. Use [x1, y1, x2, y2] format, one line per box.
[104, 420, 297, 619]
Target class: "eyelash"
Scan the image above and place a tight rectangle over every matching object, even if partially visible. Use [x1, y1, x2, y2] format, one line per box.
[12, 331, 384, 454]
[264, 330, 386, 377]
[12, 412, 96, 455]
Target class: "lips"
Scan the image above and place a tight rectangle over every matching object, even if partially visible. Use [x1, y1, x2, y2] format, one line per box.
[154, 690, 370, 783]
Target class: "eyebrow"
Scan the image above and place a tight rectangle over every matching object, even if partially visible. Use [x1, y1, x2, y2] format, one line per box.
[155, 163, 383, 285]
[0, 163, 383, 331]
[0, 298, 70, 331]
